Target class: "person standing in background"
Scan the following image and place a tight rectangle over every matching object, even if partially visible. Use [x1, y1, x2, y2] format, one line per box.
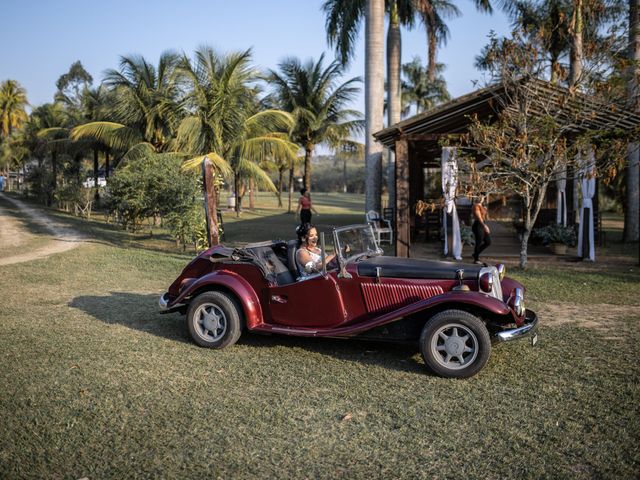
[296, 188, 318, 224]
[472, 195, 491, 264]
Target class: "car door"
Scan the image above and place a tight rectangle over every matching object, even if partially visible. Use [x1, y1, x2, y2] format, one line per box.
[267, 273, 347, 328]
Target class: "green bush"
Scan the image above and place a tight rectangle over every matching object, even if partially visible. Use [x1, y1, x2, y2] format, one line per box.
[106, 153, 202, 233]
[531, 223, 577, 246]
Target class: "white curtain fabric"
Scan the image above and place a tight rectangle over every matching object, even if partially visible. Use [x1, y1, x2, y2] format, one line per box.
[577, 148, 596, 261]
[441, 147, 462, 260]
[556, 169, 567, 226]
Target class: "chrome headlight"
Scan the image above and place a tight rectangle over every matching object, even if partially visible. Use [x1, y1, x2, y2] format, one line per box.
[496, 263, 506, 281]
[510, 287, 525, 316]
[479, 272, 494, 293]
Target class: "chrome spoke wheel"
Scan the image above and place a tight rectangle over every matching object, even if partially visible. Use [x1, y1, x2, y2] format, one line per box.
[194, 303, 227, 342]
[429, 323, 479, 370]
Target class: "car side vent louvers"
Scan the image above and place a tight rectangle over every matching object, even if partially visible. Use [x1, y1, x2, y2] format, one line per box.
[361, 283, 444, 314]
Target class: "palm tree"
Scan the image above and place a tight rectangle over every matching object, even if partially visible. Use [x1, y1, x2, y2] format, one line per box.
[324, 0, 413, 211]
[412, 0, 461, 81]
[402, 57, 451, 114]
[71, 52, 182, 161]
[177, 47, 298, 216]
[35, 102, 76, 205]
[267, 54, 363, 192]
[365, 0, 386, 213]
[0, 80, 28, 138]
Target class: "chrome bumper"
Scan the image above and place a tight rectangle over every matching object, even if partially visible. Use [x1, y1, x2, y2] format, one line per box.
[496, 309, 538, 343]
[159, 292, 170, 310]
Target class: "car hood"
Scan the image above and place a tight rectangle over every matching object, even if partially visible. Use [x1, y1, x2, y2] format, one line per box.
[357, 256, 484, 280]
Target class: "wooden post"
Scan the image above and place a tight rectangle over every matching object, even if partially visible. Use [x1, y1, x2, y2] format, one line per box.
[395, 137, 410, 257]
[202, 156, 220, 247]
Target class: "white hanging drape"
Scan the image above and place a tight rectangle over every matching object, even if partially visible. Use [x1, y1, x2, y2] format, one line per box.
[556, 169, 567, 226]
[577, 148, 596, 261]
[441, 147, 462, 260]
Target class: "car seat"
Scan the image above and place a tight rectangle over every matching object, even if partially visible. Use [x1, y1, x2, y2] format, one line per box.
[286, 240, 301, 278]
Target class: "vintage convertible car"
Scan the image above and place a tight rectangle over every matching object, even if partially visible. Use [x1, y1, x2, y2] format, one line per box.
[160, 224, 537, 378]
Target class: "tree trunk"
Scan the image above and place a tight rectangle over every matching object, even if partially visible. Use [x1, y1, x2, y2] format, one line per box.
[427, 27, 437, 83]
[49, 152, 58, 207]
[550, 58, 560, 84]
[303, 145, 313, 192]
[105, 149, 110, 178]
[288, 166, 294, 213]
[343, 157, 348, 193]
[202, 158, 220, 246]
[249, 177, 255, 209]
[365, 0, 385, 214]
[234, 174, 242, 217]
[568, 0, 584, 88]
[387, 1, 401, 216]
[519, 185, 549, 269]
[625, 0, 640, 242]
[93, 148, 100, 201]
[277, 168, 284, 208]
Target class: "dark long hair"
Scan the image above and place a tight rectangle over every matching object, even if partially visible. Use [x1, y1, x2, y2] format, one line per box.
[295, 223, 315, 248]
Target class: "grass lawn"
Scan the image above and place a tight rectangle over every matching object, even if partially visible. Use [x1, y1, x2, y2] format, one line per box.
[0, 194, 639, 479]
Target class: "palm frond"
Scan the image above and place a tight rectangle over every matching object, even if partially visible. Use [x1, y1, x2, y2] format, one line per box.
[236, 158, 277, 192]
[182, 152, 233, 178]
[71, 121, 143, 151]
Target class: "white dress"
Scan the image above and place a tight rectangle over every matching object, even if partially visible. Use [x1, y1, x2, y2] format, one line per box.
[296, 247, 322, 278]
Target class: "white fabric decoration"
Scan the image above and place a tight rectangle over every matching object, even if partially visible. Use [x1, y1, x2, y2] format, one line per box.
[556, 169, 567, 226]
[441, 147, 462, 260]
[577, 148, 596, 261]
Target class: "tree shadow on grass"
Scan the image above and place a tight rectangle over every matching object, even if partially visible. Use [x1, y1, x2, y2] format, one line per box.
[69, 291, 428, 375]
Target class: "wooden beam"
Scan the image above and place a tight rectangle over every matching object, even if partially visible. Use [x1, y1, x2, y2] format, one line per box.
[395, 137, 410, 257]
[406, 133, 461, 141]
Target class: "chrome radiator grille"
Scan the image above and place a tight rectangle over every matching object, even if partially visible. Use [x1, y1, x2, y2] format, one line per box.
[361, 283, 444, 313]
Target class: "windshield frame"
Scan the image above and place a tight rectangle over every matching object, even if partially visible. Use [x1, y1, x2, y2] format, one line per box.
[332, 224, 383, 266]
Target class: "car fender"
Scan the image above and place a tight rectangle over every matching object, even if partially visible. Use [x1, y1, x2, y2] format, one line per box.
[169, 270, 263, 328]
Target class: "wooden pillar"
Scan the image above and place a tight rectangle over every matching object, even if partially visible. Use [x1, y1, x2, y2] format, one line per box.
[395, 137, 410, 257]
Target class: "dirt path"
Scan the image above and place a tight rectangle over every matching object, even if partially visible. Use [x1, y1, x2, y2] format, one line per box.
[0, 193, 85, 266]
[537, 302, 639, 341]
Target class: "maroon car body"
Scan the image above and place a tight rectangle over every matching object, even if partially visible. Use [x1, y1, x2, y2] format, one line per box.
[160, 224, 537, 378]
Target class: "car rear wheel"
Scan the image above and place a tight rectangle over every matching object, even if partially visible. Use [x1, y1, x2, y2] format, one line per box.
[420, 310, 491, 378]
[186, 291, 243, 349]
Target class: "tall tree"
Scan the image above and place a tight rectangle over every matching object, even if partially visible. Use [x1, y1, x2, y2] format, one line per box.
[365, 0, 385, 213]
[626, 0, 640, 241]
[324, 0, 413, 210]
[71, 52, 182, 160]
[412, 0, 461, 81]
[55, 61, 93, 121]
[177, 47, 298, 216]
[33, 103, 70, 205]
[267, 54, 363, 192]
[402, 57, 451, 114]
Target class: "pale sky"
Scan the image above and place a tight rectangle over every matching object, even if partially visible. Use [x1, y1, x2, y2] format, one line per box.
[0, 0, 512, 118]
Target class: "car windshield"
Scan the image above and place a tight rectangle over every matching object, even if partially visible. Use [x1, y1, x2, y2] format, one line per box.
[334, 224, 382, 262]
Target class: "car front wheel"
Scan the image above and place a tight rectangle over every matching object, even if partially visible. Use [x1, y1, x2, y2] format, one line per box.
[186, 291, 243, 349]
[420, 310, 491, 378]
